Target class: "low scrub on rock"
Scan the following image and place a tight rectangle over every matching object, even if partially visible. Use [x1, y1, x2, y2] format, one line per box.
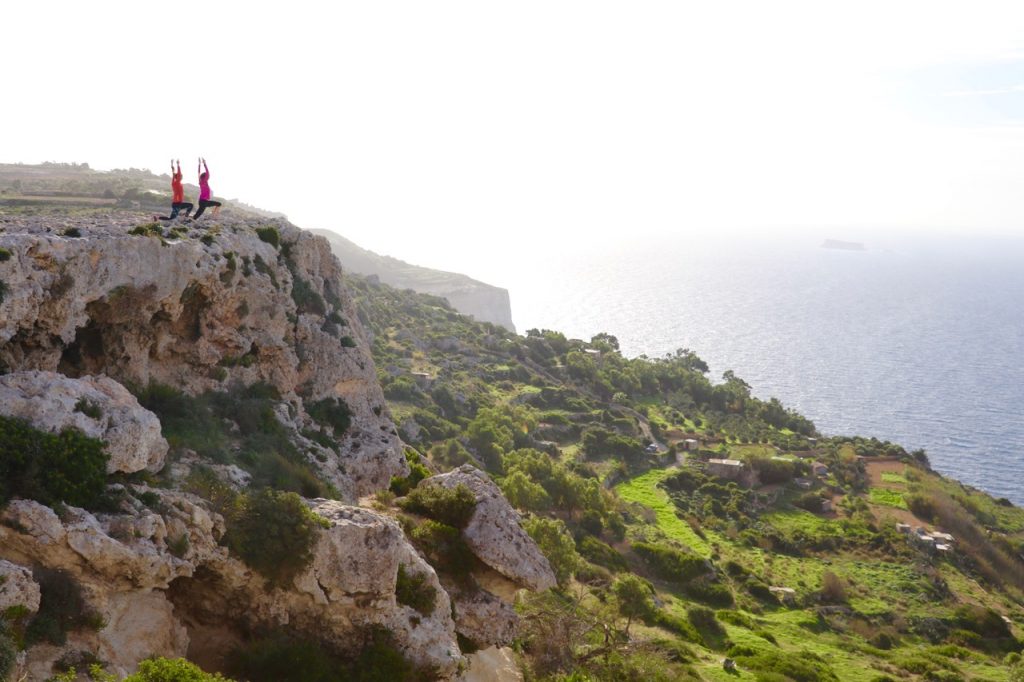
[137, 382, 329, 497]
[223, 488, 330, 586]
[395, 564, 437, 615]
[0, 414, 109, 509]
[228, 628, 422, 682]
[399, 483, 476, 529]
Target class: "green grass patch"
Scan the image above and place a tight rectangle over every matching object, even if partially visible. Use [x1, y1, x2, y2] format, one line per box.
[868, 487, 908, 510]
[881, 471, 908, 485]
[616, 468, 711, 556]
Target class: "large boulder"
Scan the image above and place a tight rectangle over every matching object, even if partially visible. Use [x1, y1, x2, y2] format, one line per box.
[420, 466, 556, 591]
[0, 370, 167, 474]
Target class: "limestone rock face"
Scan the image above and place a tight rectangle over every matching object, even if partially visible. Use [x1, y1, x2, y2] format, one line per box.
[0, 214, 405, 498]
[422, 466, 557, 591]
[0, 370, 167, 473]
[447, 583, 519, 648]
[0, 558, 41, 614]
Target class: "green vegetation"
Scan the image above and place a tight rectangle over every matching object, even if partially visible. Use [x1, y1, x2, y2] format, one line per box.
[25, 568, 103, 647]
[306, 396, 353, 435]
[395, 564, 437, 615]
[61, 227, 82, 238]
[869, 487, 909, 509]
[136, 382, 330, 497]
[0, 415, 109, 509]
[347, 271, 1024, 682]
[255, 226, 281, 249]
[398, 482, 477, 529]
[73, 397, 103, 419]
[223, 488, 329, 586]
[0, 247, 11, 262]
[59, 658, 232, 682]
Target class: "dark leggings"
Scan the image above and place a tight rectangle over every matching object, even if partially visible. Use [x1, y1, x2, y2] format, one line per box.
[157, 202, 193, 220]
[193, 199, 222, 219]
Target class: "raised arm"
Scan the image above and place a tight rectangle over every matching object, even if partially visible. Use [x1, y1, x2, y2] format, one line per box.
[170, 159, 175, 175]
[202, 158, 209, 177]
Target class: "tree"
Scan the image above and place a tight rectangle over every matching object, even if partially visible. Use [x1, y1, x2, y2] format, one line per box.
[500, 470, 551, 511]
[611, 574, 654, 635]
[524, 517, 580, 587]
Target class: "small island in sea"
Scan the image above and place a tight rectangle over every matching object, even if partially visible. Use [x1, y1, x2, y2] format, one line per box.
[821, 238, 866, 251]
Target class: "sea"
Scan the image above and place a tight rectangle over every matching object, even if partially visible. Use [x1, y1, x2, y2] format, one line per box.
[488, 230, 1024, 506]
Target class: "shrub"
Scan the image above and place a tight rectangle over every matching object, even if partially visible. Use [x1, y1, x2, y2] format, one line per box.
[292, 275, 326, 316]
[340, 335, 357, 348]
[682, 577, 734, 607]
[410, 520, 476, 575]
[62, 227, 83, 238]
[0, 247, 10, 262]
[399, 483, 477, 529]
[632, 541, 709, 583]
[524, 516, 581, 587]
[306, 397, 353, 435]
[687, 605, 725, 638]
[255, 226, 281, 249]
[25, 569, 102, 646]
[577, 536, 628, 572]
[0, 636, 15, 680]
[224, 489, 330, 586]
[820, 571, 847, 604]
[0, 415, 109, 509]
[389, 450, 431, 497]
[117, 658, 231, 681]
[395, 564, 436, 615]
[74, 397, 103, 420]
[229, 634, 339, 682]
[731, 648, 839, 682]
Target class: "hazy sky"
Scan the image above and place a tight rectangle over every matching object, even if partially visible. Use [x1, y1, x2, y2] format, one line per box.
[5, 1, 1024, 274]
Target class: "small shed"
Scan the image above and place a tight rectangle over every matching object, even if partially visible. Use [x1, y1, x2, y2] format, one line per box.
[820, 499, 834, 513]
[682, 438, 700, 451]
[811, 462, 829, 477]
[895, 523, 911, 534]
[794, 477, 814, 490]
[769, 586, 797, 604]
[707, 458, 744, 479]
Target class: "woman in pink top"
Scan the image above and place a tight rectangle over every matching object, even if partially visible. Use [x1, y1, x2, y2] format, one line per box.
[192, 157, 222, 219]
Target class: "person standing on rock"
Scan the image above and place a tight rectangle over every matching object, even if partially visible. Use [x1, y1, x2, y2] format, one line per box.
[192, 157, 222, 220]
[154, 159, 193, 221]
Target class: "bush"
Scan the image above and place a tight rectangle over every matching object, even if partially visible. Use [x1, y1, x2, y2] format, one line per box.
[292, 275, 326, 316]
[395, 564, 436, 615]
[0, 636, 15, 680]
[632, 542, 709, 583]
[224, 489, 329, 586]
[731, 648, 839, 682]
[524, 516, 581, 587]
[687, 605, 725, 638]
[25, 569, 102, 646]
[410, 520, 476, 576]
[389, 450, 431, 497]
[0, 247, 10, 262]
[0, 415, 109, 509]
[118, 658, 231, 681]
[229, 634, 340, 682]
[255, 226, 281, 249]
[399, 483, 477, 529]
[306, 397, 353, 435]
[819, 571, 847, 604]
[73, 397, 103, 419]
[577, 536, 628, 572]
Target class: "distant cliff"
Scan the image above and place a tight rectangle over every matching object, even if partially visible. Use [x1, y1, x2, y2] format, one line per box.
[311, 229, 516, 332]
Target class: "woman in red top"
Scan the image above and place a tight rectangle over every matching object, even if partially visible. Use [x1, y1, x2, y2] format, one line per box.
[155, 159, 193, 221]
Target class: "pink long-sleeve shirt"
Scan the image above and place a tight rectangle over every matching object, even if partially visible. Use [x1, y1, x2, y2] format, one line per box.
[199, 172, 212, 201]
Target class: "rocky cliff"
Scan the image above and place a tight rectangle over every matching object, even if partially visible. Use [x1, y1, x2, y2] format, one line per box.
[0, 211, 551, 681]
[310, 229, 516, 333]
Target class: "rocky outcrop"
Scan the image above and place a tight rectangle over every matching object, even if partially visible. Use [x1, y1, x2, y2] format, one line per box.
[311, 228, 517, 332]
[0, 214, 405, 498]
[422, 466, 557, 591]
[0, 491, 462, 678]
[446, 583, 519, 648]
[0, 559, 41, 614]
[0, 370, 167, 473]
